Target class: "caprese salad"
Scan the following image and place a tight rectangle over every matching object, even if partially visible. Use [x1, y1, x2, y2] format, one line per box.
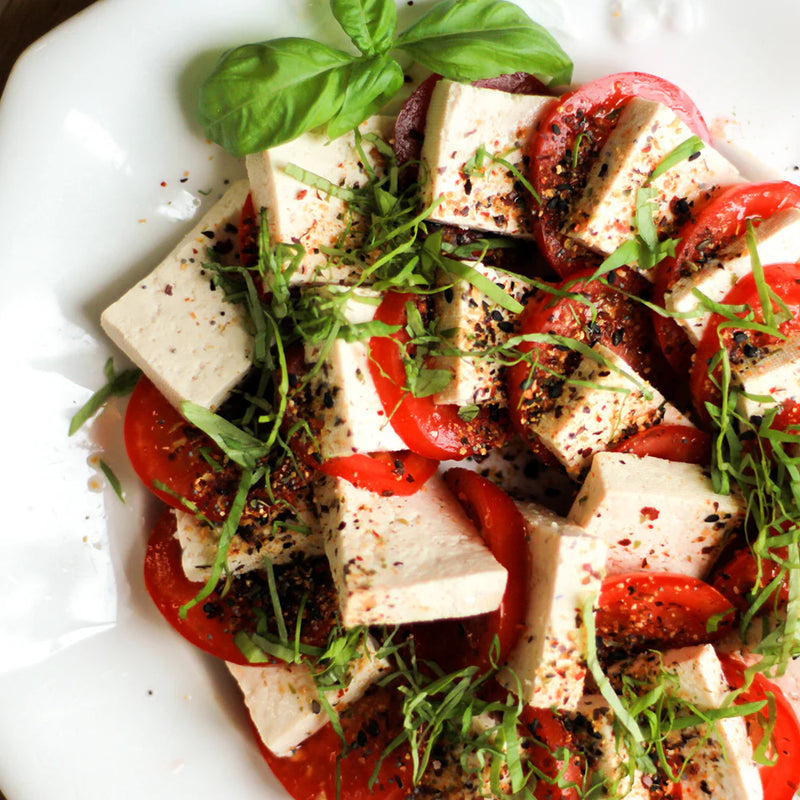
[74, 0, 800, 798]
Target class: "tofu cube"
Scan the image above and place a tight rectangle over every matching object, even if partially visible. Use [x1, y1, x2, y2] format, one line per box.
[614, 645, 762, 800]
[567, 451, 744, 578]
[173, 506, 324, 583]
[566, 98, 740, 262]
[571, 694, 651, 800]
[432, 262, 534, 406]
[533, 343, 667, 476]
[302, 288, 406, 459]
[246, 116, 394, 285]
[666, 208, 800, 345]
[731, 334, 800, 422]
[227, 635, 389, 756]
[497, 501, 607, 710]
[314, 474, 507, 628]
[101, 180, 253, 412]
[420, 80, 553, 239]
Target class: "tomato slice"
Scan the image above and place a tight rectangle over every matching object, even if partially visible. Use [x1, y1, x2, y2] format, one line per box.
[316, 450, 438, 496]
[505, 269, 666, 460]
[520, 707, 583, 800]
[239, 192, 259, 268]
[720, 655, 800, 800]
[143, 508, 253, 664]
[596, 572, 736, 653]
[690, 263, 800, 422]
[368, 291, 507, 460]
[443, 468, 530, 670]
[611, 424, 711, 464]
[653, 182, 800, 375]
[258, 685, 411, 800]
[529, 72, 710, 277]
[124, 375, 229, 521]
[711, 547, 789, 614]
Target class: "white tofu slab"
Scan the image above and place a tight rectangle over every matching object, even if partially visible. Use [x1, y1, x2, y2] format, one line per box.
[571, 694, 651, 800]
[433, 262, 534, 406]
[173, 506, 323, 583]
[533, 343, 667, 476]
[314, 473, 507, 628]
[616, 645, 762, 800]
[731, 334, 800, 422]
[497, 501, 606, 710]
[302, 288, 406, 459]
[666, 208, 800, 345]
[246, 116, 394, 285]
[420, 79, 552, 239]
[568, 451, 744, 578]
[101, 180, 253, 412]
[227, 636, 389, 756]
[566, 98, 741, 262]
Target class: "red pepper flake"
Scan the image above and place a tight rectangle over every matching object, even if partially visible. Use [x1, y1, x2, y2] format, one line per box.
[640, 506, 660, 521]
[160, 181, 167, 187]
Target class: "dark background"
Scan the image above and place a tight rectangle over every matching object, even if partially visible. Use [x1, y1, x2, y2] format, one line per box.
[0, 0, 95, 97]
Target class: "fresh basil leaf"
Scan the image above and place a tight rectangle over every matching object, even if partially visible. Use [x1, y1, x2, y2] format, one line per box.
[326, 55, 405, 139]
[394, 0, 572, 84]
[331, 0, 397, 55]
[99, 460, 124, 503]
[409, 366, 453, 397]
[648, 135, 704, 184]
[635, 185, 658, 251]
[197, 38, 356, 155]
[181, 401, 269, 469]
[69, 359, 141, 436]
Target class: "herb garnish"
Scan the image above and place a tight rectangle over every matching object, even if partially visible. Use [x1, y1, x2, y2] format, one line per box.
[197, 0, 572, 156]
[69, 357, 141, 435]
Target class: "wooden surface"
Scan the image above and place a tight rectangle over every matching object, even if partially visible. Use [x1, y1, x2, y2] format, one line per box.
[0, 0, 97, 97]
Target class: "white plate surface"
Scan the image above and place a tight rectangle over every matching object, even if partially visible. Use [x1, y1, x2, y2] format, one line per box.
[1, 0, 799, 797]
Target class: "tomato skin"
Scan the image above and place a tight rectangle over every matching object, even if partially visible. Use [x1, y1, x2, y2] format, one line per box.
[653, 182, 800, 375]
[530, 72, 710, 277]
[720, 655, 800, 800]
[596, 572, 736, 653]
[315, 450, 438, 496]
[143, 508, 254, 664]
[611, 424, 711, 465]
[124, 376, 229, 521]
[520, 707, 583, 800]
[368, 291, 508, 461]
[505, 269, 665, 460]
[443, 468, 530, 670]
[257, 686, 411, 800]
[239, 192, 259, 268]
[690, 263, 800, 422]
[711, 547, 789, 614]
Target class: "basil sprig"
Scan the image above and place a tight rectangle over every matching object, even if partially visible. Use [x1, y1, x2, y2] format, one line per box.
[197, 0, 572, 156]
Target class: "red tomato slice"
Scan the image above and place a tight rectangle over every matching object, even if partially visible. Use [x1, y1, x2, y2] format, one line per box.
[257, 685, 411, 800]
[443, 468, 530, 670]
[720, 655, 800, 800]
[368, 291, 508, 460]
[690, 263, 800, 422]
[711, 547, 789, 614]
[239, 192, 259, 268]
[597, 572, 736, 652]
[611, 424, 711, 464]
[143, 508, 252, 664]
[124, 375, 229, 521]
[520, 707, 583, 800]
[316, 450, 438, 496]
[529, 72, 710, 277]
[653, 182, 800, 375]
[505, 269, 667, 460]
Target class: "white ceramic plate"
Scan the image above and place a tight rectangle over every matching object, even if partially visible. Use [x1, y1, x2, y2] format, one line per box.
[1, 0, 799, 797]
